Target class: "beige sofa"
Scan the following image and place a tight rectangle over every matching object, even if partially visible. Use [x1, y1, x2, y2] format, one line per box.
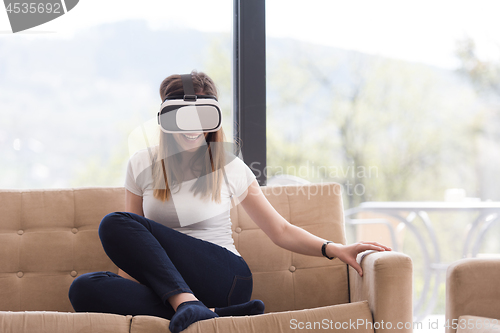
[446, 258, 500, 333]
[0, 183, 413, 332]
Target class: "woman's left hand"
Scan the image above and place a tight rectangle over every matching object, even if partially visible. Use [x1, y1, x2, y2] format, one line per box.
[329, 241, 392, 277]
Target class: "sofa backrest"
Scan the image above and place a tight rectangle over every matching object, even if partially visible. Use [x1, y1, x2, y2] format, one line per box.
[0, 188, 123, 312]
[230, 183, 348, 312]
[0, 183, 348, 313]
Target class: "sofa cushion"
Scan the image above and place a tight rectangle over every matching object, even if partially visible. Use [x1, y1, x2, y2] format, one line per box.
[231, 183, 349, 312]
[130, 301, 374, 333]
[0, 188, 123, 312]
[0, 311, 132, 333]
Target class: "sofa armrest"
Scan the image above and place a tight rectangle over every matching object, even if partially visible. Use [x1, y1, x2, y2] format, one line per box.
[349, 251, 413, 333]
[446, 258, 500, 333]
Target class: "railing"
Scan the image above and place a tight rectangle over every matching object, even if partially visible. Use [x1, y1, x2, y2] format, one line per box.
[345, 201, 500, 321]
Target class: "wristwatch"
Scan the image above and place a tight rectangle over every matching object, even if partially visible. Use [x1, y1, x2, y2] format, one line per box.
[322, 241, 335, 260]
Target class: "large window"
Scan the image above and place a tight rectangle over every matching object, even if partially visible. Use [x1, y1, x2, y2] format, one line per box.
[0, 0, 233, 188]
[265, 0, 500, 319]
[266, 0, 500, 205]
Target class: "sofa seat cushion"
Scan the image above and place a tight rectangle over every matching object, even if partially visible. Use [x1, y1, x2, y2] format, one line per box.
[457, 315, 500, 333]
[0, 311, 132, 333]
[130, 301, 374, 333]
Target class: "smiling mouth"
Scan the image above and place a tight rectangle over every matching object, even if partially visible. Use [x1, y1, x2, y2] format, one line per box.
[182, 133, 202, 141]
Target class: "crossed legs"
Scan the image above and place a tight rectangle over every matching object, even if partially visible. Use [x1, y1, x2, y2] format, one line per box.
[69, 212, 263, 332]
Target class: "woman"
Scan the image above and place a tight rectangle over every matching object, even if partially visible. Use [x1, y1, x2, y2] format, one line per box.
[68, 71, 391, 333]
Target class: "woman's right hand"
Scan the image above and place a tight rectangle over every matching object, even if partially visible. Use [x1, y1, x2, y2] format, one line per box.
[328, 241, 392, 277]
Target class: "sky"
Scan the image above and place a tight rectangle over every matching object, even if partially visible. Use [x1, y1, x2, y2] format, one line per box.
[1, 0, 500, 69]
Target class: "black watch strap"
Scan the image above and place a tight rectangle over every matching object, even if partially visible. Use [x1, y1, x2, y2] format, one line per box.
[322, 241, 335, 260]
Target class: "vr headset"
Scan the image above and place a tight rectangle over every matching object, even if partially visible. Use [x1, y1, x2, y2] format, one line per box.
[157, 74, 222, 133]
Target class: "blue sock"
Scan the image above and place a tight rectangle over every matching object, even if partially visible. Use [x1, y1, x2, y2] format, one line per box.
[169, 300, 218, 333]
[214, 299, 265, 317]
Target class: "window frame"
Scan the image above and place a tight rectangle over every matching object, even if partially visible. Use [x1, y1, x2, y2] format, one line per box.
[233, 0, 267, 185]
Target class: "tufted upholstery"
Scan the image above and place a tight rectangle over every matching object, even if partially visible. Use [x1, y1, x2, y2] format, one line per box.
[0, 184, 412, 332]
[231, 184, 348, 312]
[0, 188, 122, 312]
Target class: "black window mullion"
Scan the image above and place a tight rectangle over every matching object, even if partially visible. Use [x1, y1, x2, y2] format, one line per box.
[233, 0, 267, 186]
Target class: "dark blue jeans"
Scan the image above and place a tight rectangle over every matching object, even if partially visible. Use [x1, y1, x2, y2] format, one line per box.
[68, 212, 253, 320]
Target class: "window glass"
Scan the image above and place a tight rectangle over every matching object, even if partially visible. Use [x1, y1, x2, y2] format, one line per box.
[266, 0, 500, 206]
[266, 0, 500, 318]
[0, 0, 233, 188]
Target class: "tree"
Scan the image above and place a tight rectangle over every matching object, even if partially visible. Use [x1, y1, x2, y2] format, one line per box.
[266, 41, 478, 208]
[455, 37, 500, 200]
[456, 37, 500, 97]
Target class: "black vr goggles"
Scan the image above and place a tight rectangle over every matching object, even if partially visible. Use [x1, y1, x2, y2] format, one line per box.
[157, 74, 222, 133]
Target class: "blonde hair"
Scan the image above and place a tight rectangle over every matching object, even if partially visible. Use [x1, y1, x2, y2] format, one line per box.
[152, 71, 226, 203]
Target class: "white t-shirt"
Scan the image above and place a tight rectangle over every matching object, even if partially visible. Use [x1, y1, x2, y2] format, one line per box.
[124, 147, 256, 256]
